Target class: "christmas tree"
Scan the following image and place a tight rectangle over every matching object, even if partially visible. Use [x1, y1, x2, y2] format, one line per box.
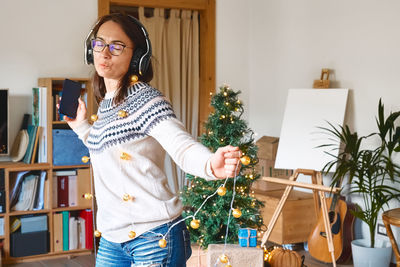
[180, 85, 264, 249]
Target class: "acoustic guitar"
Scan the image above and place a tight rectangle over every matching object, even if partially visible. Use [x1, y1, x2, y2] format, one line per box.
[307, 194, 348, 263]
[336, 201, 356, 264]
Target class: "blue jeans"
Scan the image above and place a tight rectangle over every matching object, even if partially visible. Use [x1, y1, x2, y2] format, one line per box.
[96, 216, 192, 267]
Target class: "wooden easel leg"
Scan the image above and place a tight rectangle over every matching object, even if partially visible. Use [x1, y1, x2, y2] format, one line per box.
[311, 173, 320, 218]
[316, 172, 336, 267]
[261, 172, 299, 247]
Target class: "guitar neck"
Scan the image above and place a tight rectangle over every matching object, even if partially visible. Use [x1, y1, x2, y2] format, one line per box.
[329, 178, 343, 211]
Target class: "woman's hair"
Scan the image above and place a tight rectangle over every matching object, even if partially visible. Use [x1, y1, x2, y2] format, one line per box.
[91, 13, 153, 105]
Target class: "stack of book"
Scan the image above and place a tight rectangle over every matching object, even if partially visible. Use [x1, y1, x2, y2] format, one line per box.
[52, 169, 91, 208]
[53, 209, 93, 251]
[10, 171, 46, 211]
[21, 124, 42, 164]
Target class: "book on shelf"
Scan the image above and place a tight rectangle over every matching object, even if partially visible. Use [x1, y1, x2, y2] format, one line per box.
[68, 175, 77, 207]
[53, 212, 63, 252]
[32, 87, 48, 163]
[0, 190, 5, 213]
[32, 87, 40, 127]
[69, 216, 86, 250]
[54, 170, 77, 176]
[10, 171, 29, 208]
[0, 217, 4, 236]
[78, 217, 86, 249]
[22, 125, 38, 164]
[33, 171, 46, 210]
[62, 211, 69, 251]
[30, 126, 42, 164]
[77, 168, 91, 207]
[79, 209, 93, 250]
[53, 91, 62, 121]
[69, 217, 78, 250]
[57, 176, 69, 208]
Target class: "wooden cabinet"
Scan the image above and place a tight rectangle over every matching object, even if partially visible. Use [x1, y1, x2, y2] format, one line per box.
[0, 78, 96, 264]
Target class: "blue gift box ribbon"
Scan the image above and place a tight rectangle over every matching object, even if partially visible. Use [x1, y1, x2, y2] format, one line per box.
[238, 228, 257, 247]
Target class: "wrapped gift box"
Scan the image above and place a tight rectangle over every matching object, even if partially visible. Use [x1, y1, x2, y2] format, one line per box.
[187, 244, 207, 267]
[207, 244, 263, 267]
[238, 228, 257, 247]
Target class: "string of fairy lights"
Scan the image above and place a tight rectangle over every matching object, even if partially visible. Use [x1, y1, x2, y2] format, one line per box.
[80, 85, 260, 266]
[82, 154, 251, 267]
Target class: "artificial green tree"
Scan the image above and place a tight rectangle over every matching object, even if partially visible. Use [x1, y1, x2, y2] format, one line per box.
[181, 85, 264, 249]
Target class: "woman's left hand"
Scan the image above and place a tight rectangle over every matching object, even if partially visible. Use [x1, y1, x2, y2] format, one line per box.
[210, 145, 242, 179]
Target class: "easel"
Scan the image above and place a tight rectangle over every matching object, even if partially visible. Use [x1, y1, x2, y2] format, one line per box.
[260, 169, 341, 267]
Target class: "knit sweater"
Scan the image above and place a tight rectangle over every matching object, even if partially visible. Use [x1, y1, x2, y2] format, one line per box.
[72, 82, 216, 243]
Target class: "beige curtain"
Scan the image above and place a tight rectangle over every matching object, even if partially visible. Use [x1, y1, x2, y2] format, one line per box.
[139, 8, 200, 193]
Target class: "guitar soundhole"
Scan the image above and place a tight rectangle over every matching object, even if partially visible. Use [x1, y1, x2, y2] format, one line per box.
[329, 211, 335, 223]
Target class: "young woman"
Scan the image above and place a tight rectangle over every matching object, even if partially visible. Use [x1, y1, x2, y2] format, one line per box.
[65, 13, 241, 267]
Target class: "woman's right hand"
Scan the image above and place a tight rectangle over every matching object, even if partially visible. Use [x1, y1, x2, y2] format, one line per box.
[62, 98, 87, 129]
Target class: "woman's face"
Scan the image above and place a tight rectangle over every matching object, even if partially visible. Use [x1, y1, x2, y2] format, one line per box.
[93, 20, 134, 81]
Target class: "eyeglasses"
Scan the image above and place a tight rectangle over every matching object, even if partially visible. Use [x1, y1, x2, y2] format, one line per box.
[91, 38, 132, 56]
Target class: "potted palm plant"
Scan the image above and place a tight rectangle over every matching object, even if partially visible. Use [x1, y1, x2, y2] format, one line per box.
[319, 99, 400, 267]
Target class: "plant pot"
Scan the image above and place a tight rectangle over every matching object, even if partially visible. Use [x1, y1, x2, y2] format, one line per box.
[351, 239, 392, 267]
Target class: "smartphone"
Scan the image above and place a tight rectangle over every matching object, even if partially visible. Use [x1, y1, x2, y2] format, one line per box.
[59, 79, 82, 119]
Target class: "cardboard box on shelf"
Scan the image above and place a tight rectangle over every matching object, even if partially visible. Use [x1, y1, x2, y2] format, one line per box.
[253, 136, 293, 192]
[255, 136, 279, 160]
[255, 189, 317, 245]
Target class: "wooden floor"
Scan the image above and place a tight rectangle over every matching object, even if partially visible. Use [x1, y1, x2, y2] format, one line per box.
[3, 254, 96, 267]
[2, 251, 356, 267]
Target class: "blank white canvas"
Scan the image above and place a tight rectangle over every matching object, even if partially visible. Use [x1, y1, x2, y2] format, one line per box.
[275, 89, 349, 171]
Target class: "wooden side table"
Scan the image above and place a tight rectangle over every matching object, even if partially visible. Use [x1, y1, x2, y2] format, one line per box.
[382, 208, 400, 267]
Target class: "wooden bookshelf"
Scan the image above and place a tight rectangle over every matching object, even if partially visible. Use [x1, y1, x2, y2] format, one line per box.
[0, 77, 96, 264]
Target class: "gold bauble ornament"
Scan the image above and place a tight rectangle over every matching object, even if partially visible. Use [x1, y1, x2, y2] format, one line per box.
[120, 152, 131, 160]
[219, 254, 229, 263]
[123, 193, 132, 201]
[217, 186, 227, 196]
[130, 75, 139, 84]
[94, 230, 101, 237]
[190, 219, 200, 229]
[118, 110, 128, 118]
[240, 155, 251, 166]
[83, 193, 93, 200]
[128, 230, 136, 239]
[225, 265, 232, 267]
[159, 238, 167, 248]
[232, 208, 242, 218]
[91, 114, 98, 122]
[81, 156, 90, 163]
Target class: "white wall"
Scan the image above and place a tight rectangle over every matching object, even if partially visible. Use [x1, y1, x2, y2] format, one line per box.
[216, 0, 400, 247]
[216, 0, 250, 118]
[0, 0, 97, 160]
[248, 0, 400, 138]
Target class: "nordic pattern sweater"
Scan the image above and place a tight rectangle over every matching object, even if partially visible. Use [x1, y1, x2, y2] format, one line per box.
[72, 82, 215, 243]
